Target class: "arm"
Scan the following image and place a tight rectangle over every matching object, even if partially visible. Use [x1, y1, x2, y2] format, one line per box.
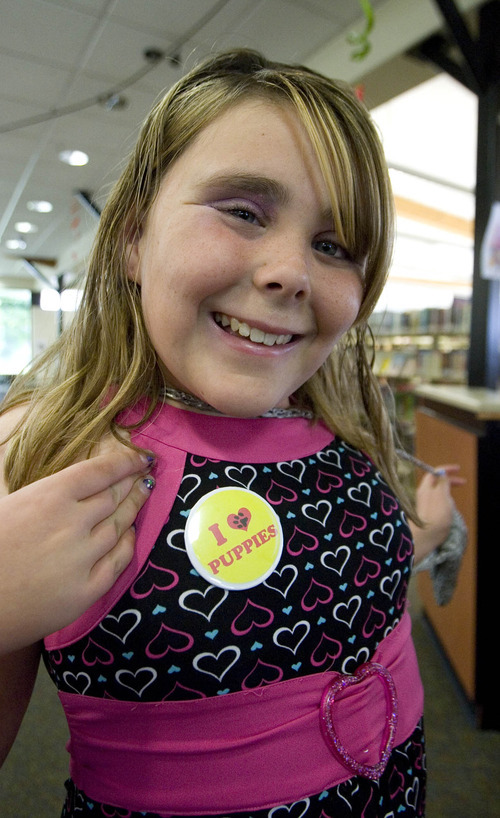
[409, 465, 465, 566]
[0, 407, 41, 766]
[0, 410, 155, 764]
[0, 410, 156, 653]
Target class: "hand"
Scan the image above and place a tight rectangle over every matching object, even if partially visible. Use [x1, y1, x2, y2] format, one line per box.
[0, 446, 155, 653]
[411, 465, 465, 566]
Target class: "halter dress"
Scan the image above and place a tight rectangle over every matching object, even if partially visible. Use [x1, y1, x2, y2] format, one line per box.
[42, 402, 426, 818]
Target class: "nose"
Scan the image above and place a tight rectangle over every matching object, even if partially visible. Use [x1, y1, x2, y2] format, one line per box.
[252, 242, 312, 301]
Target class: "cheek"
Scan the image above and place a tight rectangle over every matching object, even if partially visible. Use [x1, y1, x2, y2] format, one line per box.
[344, 287, 363, 326]
[317, 279, 363, 340]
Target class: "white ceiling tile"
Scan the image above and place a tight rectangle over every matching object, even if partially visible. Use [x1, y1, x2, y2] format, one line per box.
[0, 53, 74, 109]
[66, 20, 179, 85]
[207, 0, 342, 63]
[111, 0, 231, 38]
[41, 0, 110, 15]
[0, 0, 100, 67]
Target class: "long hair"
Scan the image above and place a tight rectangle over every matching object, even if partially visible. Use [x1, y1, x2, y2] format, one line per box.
[2, 49, 415, 517]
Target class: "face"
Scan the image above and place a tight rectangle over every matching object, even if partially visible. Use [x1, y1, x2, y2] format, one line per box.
[127, 99, 364, 417]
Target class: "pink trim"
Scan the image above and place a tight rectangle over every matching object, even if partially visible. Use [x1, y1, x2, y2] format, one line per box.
[45, 403, 334, 650]
[59, 612, 423, 816]
[121, 400, 334, 462]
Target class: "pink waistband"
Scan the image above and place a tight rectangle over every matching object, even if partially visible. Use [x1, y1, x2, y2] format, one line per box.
[60, 611, 423, 816]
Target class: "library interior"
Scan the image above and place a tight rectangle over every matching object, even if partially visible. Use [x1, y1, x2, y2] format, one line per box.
[0, 1, 499, 817]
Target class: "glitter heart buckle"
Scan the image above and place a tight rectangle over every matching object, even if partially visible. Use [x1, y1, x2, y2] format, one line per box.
[320, 661, 398, 780]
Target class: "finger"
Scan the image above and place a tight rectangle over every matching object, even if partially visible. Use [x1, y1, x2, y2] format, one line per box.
[434, 464, 461, 474]
[89, 474, 155, 558]
[82, 470, 146, 527]
[88, 526, 138, 601]
[62, 449, 155, 503]
[433, 465, 466, 485]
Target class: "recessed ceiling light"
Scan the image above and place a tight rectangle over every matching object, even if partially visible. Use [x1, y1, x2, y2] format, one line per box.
[59, 149, 89, 166]
[5, 238, 27, 250]
[14, 221, 38, 234]
[27, 199, 53, 213]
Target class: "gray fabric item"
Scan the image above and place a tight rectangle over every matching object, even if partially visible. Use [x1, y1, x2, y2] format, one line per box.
[415, 507, 468, 606]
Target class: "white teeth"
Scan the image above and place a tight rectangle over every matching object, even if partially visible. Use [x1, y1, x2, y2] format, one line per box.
[238, 322, 251, 337]
[250, 327, 265, 344]
[215, 313, 292, 346]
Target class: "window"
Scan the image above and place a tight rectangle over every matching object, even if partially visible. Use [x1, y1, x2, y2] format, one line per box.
[0, 289, 32, 375]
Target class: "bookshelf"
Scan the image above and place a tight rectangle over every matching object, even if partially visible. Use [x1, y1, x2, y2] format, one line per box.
[371, 295, 470, 382]
[370, 296, 471, 452]
[373, 332, 469, 384]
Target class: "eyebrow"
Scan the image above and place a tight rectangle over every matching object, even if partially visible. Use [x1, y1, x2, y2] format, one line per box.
[197, 171, 335, 226]
[198, 172, 291, 206]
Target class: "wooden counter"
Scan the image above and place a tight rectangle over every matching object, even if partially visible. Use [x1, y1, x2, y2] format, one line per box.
[414, 385, 500, 729]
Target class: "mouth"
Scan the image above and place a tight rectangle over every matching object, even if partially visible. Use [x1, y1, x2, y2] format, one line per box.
[214, 312, 295, 347]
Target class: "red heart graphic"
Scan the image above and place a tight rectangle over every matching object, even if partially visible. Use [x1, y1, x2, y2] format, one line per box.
[227, 508, 251, 531]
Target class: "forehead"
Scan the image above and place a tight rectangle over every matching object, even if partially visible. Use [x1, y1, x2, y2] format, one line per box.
[193, 97, 300, 145]
[162, 98, 330, 199]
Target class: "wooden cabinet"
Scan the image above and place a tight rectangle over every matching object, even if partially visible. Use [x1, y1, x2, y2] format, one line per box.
[414, 385, 500, 729]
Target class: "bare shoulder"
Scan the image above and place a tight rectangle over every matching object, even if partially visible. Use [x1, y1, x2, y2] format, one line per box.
[0, 403, 28, 442]
[0, 404, 29, 497]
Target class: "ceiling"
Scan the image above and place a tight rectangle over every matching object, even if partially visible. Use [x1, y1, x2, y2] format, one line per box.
[0, 0, 484, 291]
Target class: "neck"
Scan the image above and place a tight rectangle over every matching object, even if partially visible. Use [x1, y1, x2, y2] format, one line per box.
[159, 387, 313, 420]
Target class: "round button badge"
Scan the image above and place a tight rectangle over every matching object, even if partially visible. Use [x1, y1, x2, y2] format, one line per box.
[184, 487, 283, 590]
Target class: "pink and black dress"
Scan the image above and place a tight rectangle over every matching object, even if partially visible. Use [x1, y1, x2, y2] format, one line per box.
[43, 401, 426, 818]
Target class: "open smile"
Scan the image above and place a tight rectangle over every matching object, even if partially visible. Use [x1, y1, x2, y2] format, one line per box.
[214, 312, 295, 347]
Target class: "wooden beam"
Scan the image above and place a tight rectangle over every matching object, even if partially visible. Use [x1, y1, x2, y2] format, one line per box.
[394, 195, 474, 238]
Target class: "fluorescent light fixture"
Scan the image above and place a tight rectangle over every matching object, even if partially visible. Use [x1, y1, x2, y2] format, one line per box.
[40, 288, 83, 312]
[59, 149, 89, 166]
[40, 288, 60, 311]
[14, 221, 37, 234]
[5, 238, 27, 250]
[27, 200, 53, 213]
[60, 289, 82, 312]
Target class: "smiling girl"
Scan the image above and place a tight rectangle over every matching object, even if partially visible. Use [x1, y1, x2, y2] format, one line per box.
[0, 49, 429, 816]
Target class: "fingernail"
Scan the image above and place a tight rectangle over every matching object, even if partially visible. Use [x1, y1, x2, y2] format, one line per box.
[141, 452, 156, 468]
[142, 476, 156, 491]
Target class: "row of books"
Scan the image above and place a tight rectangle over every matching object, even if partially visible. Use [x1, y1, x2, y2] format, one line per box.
[371, 296, 471, 336]
[374, 346, 468, 383]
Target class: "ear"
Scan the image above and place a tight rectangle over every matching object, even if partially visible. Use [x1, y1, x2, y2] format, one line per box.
[124, 219, 143, 284]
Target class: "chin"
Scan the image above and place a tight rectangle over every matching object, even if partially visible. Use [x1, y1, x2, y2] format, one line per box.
[208, 393, 288, 419]
[213, 402, 272, 419]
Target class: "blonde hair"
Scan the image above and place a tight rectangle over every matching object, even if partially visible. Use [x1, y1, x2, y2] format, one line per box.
[2, 49, 415, 517]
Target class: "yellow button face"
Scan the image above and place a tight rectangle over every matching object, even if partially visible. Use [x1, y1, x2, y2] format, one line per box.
[184, 487, 283, 590]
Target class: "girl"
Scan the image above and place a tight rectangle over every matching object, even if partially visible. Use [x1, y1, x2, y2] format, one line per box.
[0, 48, 435, 816]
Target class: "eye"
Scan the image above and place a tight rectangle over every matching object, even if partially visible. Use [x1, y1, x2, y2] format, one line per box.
[313, 238, 351, 260]
[213, 198, 265, 226]
[227, 207, 260, 224]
